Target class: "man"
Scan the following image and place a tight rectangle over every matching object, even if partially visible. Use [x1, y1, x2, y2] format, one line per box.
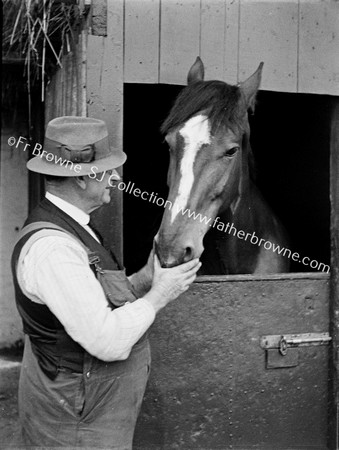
[11, 116, 200, 448]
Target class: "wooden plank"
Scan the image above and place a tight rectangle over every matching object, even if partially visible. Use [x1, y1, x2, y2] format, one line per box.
[45, 74, 55, 124]
[298, 0, 339, 95]
[101, 0, 124, 151]
[124, 0, 160, 83]
[71, 48, 78, 115]
[56, 68, 62, 117]
[238, 0, 298, 92]
[87, 0, 124, 261]
[80, 30, 87, 117]
[77, 39, 83, 116]
[200, 0, 226, 81]
[86, 35, 105, 118]
[61, 61, 65, 116]
[224, 0, 240, 85]
[160, 0, 201, 85]
[65, 53, 72, 115]
[329, 98, 339, 449]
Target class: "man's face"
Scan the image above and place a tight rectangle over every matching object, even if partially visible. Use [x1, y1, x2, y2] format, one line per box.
[84, 169, 119, 211]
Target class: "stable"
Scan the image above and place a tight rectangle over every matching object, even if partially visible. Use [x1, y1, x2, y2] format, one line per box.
[1, 0, 338, 448]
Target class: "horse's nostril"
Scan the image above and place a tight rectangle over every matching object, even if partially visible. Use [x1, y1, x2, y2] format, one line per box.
[183, 246, 193, 262]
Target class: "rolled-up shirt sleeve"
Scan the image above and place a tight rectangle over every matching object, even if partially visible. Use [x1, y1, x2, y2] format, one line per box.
[17, 235, 156, 361]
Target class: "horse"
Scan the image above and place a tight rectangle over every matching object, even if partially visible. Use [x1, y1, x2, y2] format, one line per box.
[155, 57, 289, 275]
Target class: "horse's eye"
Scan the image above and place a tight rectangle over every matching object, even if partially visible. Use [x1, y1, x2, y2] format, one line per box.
[224, 146, 239, 157]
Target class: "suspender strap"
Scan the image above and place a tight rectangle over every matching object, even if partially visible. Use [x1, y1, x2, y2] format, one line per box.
[15, 221, 84, 246]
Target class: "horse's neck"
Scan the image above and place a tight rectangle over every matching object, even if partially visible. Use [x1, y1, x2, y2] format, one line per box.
[200, 137, 289, 275]
[201, 182, 274, 274]
[225, 181, 260, 230]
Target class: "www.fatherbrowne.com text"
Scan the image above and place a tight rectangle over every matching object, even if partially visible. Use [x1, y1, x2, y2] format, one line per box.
[106, 178, 330, 274]
[9, 136, 330, 273]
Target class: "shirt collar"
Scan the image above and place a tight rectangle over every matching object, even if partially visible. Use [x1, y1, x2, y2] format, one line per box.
[45, 192, 90, 226]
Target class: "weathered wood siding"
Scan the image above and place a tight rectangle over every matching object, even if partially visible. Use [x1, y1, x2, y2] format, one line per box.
[87, 0, 124, 260]
[124, 0, 339, 95]
[45, 35, 86, 123]
[44, 2, 125, 260]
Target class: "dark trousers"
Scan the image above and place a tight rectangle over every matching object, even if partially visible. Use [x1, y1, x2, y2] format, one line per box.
[19, 335, 151, 449]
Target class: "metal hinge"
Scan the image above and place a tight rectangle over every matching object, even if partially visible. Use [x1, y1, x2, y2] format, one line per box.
[260, 332, 331, 369]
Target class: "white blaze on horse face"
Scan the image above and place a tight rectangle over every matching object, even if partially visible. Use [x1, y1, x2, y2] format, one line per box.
[170, 115, 211, 223]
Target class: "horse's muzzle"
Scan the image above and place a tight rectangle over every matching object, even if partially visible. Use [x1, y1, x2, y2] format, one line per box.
[155, 234, 198, 268]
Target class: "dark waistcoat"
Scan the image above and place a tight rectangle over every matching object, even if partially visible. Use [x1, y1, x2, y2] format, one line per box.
[11, 198, 123, 380]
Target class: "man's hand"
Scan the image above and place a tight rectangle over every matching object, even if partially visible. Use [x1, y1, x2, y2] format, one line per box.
[143, 255, 201, 313]
[127, 243, 155, 297]
[144, 242, 155, 281]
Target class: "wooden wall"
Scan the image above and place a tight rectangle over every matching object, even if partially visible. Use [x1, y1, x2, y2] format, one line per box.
[44, 3, 125, 260]
[86, 0, 125, 260]
[124, 0, 339, 95]
[45, 35, 86, 123]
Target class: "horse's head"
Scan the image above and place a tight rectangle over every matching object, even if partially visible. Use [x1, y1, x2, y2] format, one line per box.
[156, 57, 263, 268]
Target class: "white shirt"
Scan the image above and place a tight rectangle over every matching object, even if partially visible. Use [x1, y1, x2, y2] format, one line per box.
[16, 192, 155, 362]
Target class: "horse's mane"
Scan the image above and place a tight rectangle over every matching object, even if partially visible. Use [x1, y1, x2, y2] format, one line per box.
[161, 80, 257, 180]
[161, 80, 245, 135]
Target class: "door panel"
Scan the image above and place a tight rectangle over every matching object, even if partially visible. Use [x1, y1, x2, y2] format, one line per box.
[134, 273, 330, 449]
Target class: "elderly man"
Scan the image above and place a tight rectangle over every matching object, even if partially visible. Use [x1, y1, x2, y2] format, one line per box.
[11, 116, 200, 448]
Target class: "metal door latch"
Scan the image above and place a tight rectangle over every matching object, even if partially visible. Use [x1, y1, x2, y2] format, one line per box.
[260, 332, 331, 369]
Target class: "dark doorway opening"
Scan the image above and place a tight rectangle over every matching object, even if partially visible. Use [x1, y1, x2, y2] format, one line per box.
[2, 63, 45, 211]
[123, 84, 331, 275]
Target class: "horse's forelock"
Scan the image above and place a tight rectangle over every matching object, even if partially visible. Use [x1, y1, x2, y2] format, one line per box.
[161, 80, 256, 180]
[161, 80, 245, 136]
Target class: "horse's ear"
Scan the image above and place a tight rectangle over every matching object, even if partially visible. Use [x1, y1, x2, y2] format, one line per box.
[187, 57, 205, 84]
[240, 62, 264, 112]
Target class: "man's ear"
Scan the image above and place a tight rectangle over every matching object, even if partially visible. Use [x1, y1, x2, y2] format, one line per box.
[74, 176, 87, 190]
[239, 62, 264, 112]
[187, 56, 205, 84]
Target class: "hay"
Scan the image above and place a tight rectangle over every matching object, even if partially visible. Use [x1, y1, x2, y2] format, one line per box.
[3, 0, 82, 93]
[3, 0, 84, 130]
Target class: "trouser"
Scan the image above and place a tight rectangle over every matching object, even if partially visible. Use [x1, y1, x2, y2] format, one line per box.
[19, 335, 151, 449]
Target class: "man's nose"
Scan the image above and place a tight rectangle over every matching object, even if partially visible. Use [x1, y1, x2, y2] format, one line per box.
[110, 169, 121, 181]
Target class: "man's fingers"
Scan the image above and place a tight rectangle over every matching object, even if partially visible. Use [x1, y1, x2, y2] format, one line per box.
[176, 258, 201, 273]
[187, 273, 198, 283]
[184, 261, 201, 277]
[153, 254, 161, 270]
[152, 238, 157, 255]
[182, 274, 198, 288]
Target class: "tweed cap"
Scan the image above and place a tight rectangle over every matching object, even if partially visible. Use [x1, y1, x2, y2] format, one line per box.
[27, 116, 126, 176]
